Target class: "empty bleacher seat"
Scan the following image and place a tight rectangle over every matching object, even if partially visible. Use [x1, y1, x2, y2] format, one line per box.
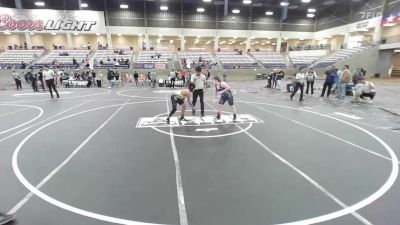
[251, 52, 287, 68]
[0, 50, 44, 69]
[35, 50, 90, 68]
[137, 51, 172, 64]
[289, 50, 327, 68]
[215, 52, 260, 69]
[314, 47, 367, 68]
[92, 50, 133, 69]
[178, 51, 215, 69]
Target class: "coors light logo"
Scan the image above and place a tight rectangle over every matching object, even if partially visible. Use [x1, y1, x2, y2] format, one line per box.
[0, 14, 97, 32]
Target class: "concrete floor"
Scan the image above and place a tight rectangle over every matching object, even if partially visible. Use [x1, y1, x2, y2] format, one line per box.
[0, 80, 399, 225]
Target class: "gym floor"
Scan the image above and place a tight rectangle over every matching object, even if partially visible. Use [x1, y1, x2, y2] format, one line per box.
[0, 80, 399, 225]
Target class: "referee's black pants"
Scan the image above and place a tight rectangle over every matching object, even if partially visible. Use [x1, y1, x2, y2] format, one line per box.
[192, 89, 204, 116]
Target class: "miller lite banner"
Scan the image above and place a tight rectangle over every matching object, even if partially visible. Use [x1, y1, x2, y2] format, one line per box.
[0, 7, 106, 34]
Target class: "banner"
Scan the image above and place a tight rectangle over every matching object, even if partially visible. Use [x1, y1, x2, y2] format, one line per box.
[0, 7, 106, 34]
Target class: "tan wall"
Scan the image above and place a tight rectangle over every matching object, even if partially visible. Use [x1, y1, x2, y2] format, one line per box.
[112, 36, 139, 50]
[391, 52, 400, 67]
[185, 44, 213, 52]
[0, 34, 25, 50]
[218, 44, 246, 51]
[251, 44, 276, 52]
[330, 36, 344, 50]
[42, 35, 68, 50]
[382, 25, 400, 38]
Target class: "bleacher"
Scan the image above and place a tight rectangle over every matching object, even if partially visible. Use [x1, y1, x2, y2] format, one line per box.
[35, 50, 90, 69]
[215, 52, 260, 69]
[137, 51, 172, 64]
[178, 51, 215, 69]
[92, 50, 133, 69]
[289, 50, 327, 68]
[314, 47, 367, 68]
[251, 52, 287, 68]
[0, 50, 44, 69]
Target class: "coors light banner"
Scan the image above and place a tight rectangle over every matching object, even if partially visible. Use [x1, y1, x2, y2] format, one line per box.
[0, 7, 106, 34]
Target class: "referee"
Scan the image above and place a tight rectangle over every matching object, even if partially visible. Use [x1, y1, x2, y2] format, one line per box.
[43, 66, 60, 99]
[191, 66, 206, 117]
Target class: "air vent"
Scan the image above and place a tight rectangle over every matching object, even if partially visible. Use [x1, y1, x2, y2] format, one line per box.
[214, 1, 224, 5]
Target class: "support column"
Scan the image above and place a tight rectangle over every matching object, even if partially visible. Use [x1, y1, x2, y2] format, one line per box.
[246, 36, 251, 52]
[24, 32, 32, 49]
[66, 33, 73, 49]
[137, 36, 143, 51]
[180, 36, 185, 51]
[276, 37, 282, 52]
[214, 36, 219, 51]
[106, 32, 112, 49]
[343, 31, 350, 48]
[144, 33, 150, 49]
[373, 0, 389, 44]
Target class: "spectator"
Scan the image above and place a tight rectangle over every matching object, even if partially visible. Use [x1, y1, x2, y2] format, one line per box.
[23, 42, 27, 49]
[72, 58, 77, 66]
[169, 69, 176, 88]
[12, 70, 22, 90]
[96, 71, 103, 87]
[320, 66, 338, 98]
[133, 71, 139, 86]
[275, 69, 285, 90]
[305, 68, 317, 95]
[222, 69, 228, 81]
[336, 65, 351, 99]
[107, 69, 114, 88]
[290, 68, 305, 101]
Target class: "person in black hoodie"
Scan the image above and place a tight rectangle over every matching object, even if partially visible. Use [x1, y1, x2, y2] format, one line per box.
[37, 68, 46, 91]
[133, 71, 139, 86]
[107, 69, 114, 88]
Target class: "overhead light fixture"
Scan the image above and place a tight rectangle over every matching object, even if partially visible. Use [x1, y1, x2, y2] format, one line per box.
[160, 5, 168, 11]
[272, 43, 276, 45]
[34, 1, 45, 6]
[197, 8, 205, 12]
[283, 37, 288, 40]
[307, 13, 315, 18]
[280, 2, 289, 6]
[203, 0, 212, 2]
[159, 35, 163, 38]
[233, 37, 237, 39]
[117, 34, 122, 36]
[120, 4, 128, 9]
[51, 32, 56, 35]
[96, 33, 100, 36]
[266, 41, 271, 44]
[30, 32, 35, 35]
[170, 40, 174, 43]
[301, 0, 311, 2]
[308, 8, 316, 13]
[243, 0, 252, 4]
[265, 11, 274, 15]
[232, 9, 240, 14]
[300, 38, 305, 40]
[80, 3, 88, 8]
[4, 31, 11, 35]
[74, 32, 79, 35]
[157, 39, 161, 44]
[197, 35, 201, 38]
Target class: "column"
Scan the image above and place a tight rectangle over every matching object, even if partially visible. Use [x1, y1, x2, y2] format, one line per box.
[180, 35, 185, 51]
[24, 32, 32, 49]
[137, 35, 143, 51]
[145, 33, 150, 49]
[106, 32, 112, 49]
[66, 33, 73, 49]
[373, 26, 382, 44]
[214, 36, 219, 51]
[343, 31, 350, 48]
[246, 36, 251, 52]
[276, 37, 282, 52]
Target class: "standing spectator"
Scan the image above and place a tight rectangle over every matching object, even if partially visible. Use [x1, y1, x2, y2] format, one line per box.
[336, 65, 351, 99]
[43, 66, 60, 99]
[29, 69, 39, 92]
[305, 68, 317, 95]
[12, 70, 22, 90]
[133, 71, 139, 86]
[96, 71, 103, 87]
[107, 69, 114, 88]
[275, 69, 285, 90]
[23, 42, 27, 49]
[271, 69, 277, 88]
[37, 68, 46, 91]
[290, 68, 305, 101]
[320, 66, 338, 98]
[191, 66, 206, 117]
[151, 70, 157, 88]
[222, 69, 228, 81]
[169, 69, 176, 88]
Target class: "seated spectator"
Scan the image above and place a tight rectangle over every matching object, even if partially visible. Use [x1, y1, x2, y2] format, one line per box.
[100, 60, 104, 65]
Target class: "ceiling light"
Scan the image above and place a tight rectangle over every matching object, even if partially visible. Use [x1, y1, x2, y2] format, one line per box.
[266, 41, 271, 44]
[265, 11, 274, 15]
[51, 32, 56, 35]
[96, 33, 100, 36]
[160, 5, 168, 10]
[170, 40, 174, 43]
[197, 8, 205, 12]
[261, 43, 265, 45]
[74, 32, 79, 35]
[283, 37, 288, 40]
[301, 0, 311, 2]
[255, 41, 259, 43]
[34, 1, 45, 6]
[280, 2, 290, 6]
[117, 34, 122, 37]
[307, 13, 315, 18]
[203, 0, 212, 2]
[30, 32, 35, 35]
[272, 43, 276, 45]
[120, 4, 128, 9]
[159, 35, 163, 38]
[308, 8, 316, 13]
[243, 0, 252, 4]
[80, 3, 88, 8]
[157, 39, 161, 44]
[300, 38, 305, 40]
[197, 35, 201, 38]
[232, 9, 240, 14]
[4, 31, 11, 35]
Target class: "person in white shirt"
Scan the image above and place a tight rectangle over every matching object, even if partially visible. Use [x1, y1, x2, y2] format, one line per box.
[169, 69, 176, 88]
[43, 66, 60, 99]
[191, 66, 207, 117]
[12, 70, 22, 90]
[305, 68, 317, 95]
[290, 68, 306, 101]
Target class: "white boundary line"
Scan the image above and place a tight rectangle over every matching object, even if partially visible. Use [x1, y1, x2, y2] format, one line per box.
[205, 100, 397, 225]
[12, 100, 169, 225]
[165, 96, 189, 225]
[249, 104, 395, 162]
[0, 104, 43, 135]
